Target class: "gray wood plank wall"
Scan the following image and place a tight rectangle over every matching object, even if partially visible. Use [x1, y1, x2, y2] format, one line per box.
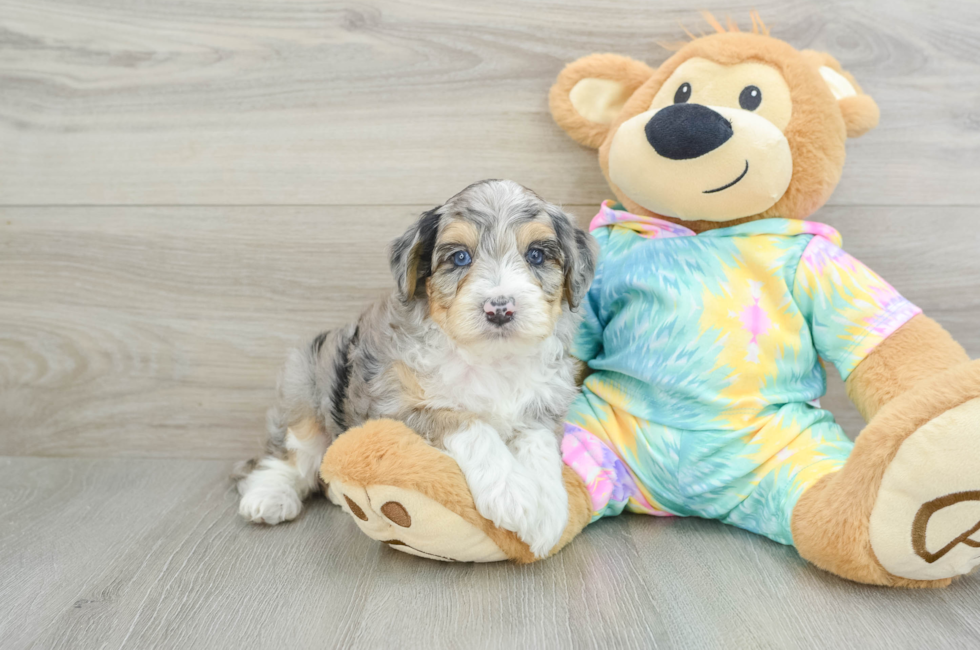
[2, 1, 979, 648]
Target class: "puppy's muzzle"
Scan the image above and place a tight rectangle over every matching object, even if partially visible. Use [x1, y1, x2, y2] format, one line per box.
[644, 103, 734, 160]
[484, 296, 516, 326]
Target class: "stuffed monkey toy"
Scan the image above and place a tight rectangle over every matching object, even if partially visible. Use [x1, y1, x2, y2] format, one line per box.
[323, 15, 980, 587]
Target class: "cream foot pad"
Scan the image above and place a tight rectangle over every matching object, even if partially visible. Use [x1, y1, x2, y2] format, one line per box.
[870, 398, 980, 580]
[330, 480, 507, 563]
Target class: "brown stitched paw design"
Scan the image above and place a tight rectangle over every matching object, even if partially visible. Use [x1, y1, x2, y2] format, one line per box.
[344, 495, 368, 521]
[912, 491, 980, 564]
[380, 501, 411, 527]
[331, 481, 508, 563]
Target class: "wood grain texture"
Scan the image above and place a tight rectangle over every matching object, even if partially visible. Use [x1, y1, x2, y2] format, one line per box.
[2, 0, 980, 206]
[2, 2, 980, 647]
[1, 456, 978, 650]
[2, 206, 978, 459]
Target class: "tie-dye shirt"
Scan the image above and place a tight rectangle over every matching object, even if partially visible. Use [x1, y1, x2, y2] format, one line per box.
[561, 201, 921, 544]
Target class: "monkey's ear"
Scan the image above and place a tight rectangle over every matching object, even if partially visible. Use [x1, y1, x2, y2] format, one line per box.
[549, 54, 655, 149]
[802, 50, 880, 138]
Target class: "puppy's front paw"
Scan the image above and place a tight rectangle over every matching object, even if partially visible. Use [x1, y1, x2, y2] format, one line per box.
[444, 421, 569, 558]
[470, 469, 536, 533]
[238, 487, 302, 525]
[472, 470, 568, 558]
[526, 474, 569, 558]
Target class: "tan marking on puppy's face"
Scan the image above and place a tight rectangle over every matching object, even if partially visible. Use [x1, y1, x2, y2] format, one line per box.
[405, 181, 596, 355]
[427, 257, 482, 344]
[439, 220, 479, 252]
[515, 221, 557, 255]
[515, 219, 565, 320]
[426, 280, 448, 328]
[426, 213, 565, 352]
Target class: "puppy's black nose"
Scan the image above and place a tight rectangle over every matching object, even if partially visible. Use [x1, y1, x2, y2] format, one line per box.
[484, 296, 516, 326]
[645, 104, 733, 160]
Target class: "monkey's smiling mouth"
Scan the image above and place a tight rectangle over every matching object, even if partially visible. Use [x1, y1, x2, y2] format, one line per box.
[703, 160, 750, 194]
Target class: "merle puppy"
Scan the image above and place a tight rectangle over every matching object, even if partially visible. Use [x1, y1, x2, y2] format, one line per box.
[235, 180, 597, 556]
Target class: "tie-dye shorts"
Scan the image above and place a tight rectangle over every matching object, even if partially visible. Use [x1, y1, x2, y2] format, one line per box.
[561, 393, 853, 547]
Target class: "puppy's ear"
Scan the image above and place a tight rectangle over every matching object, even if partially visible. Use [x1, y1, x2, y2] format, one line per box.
[389, 207, 442, 302]
[546, 207, 598, 310]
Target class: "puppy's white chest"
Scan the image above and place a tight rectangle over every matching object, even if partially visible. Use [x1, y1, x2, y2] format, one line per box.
[420, 353, 555, 424]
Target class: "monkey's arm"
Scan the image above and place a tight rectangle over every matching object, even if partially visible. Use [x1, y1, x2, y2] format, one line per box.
[845, 314, 970, 421]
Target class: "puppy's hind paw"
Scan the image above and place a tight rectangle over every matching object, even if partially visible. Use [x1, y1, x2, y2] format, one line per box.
[238, 487, 302, 525]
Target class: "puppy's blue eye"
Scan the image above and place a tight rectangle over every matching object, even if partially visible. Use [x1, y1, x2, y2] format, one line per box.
[452, 250, 471, 267]
[526, 248, 545, 266]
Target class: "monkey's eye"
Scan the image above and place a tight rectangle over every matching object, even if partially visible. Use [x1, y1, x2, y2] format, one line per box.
[525, 248, 545, 266]
[739, 85, 762, 111]
[452, 250, 472, 267]
[673, 82, 692, 104]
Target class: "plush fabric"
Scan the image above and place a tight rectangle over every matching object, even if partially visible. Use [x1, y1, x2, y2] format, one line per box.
[550, 54, 654, 149]
[846, 314, 970, 422]
[322, 419, 592, 563]
[792, 360, 980, 586]
[326, 15, 979, 588]
[561, 203, 920, 546]
[595, 34, 852, 226]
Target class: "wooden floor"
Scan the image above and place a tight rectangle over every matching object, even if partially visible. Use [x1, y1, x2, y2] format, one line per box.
[2, 1, 980, 648]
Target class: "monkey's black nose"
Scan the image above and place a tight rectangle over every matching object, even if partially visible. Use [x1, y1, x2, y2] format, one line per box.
[484, 296, 516, 326]
[645, 104, 733, 160]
